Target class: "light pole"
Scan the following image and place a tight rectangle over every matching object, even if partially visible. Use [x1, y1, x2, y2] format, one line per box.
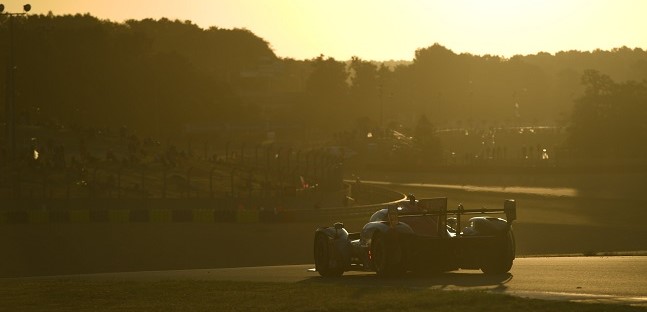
[1, 3, 31, 163]
[378, 83, 383, 134]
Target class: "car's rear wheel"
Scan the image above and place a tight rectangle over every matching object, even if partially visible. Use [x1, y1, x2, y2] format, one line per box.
[371, 231, 404, 277]
[481, 230, 515, 274]
[314, 233, 343, 277]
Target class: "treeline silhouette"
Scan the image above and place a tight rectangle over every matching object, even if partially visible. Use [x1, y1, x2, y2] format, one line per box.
[0, 14, 275, 134]
[569, 70, 647, 159]
[1, 13, 647, 159]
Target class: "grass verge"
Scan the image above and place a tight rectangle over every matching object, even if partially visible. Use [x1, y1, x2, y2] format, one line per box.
[0, 279, 644, 312]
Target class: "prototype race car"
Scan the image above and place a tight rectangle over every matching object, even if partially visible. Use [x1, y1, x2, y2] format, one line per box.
[314, 195, 517, 277]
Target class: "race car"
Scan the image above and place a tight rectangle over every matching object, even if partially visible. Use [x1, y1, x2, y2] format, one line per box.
[313, 195, 516, 277]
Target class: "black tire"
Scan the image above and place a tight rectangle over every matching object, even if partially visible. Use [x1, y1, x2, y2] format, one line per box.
[481, 230, 515, 274]
[314, 233, 343, 277]
[371, 231, 404, 277]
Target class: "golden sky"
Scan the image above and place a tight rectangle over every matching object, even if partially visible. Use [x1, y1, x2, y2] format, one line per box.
[5, 0, 647, 60]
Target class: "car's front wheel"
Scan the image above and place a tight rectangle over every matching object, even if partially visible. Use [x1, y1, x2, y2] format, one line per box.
[314, 233, 343, 277]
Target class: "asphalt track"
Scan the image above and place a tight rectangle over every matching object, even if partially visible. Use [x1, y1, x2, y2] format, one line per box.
[20, 256, 647, 307]
[4, 181, 646, 307]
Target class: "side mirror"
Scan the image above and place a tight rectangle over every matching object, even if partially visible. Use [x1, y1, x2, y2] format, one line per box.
[504, 199, 517, 222]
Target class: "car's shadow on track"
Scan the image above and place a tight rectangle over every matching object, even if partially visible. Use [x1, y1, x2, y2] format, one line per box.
[300, 271, 513, 291]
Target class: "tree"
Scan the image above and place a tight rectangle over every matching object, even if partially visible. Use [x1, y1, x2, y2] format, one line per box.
[302, 55, 349, 129]
[348, 56, 379, 119]
[568, 70, 647, 158]
[414, 114, 442, 161]
[0, 14, 276, 134]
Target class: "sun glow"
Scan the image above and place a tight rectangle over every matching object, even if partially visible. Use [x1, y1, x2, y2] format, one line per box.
[20, 0, 647, 60]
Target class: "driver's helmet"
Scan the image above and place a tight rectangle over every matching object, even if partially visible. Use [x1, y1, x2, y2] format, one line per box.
[403, 194, 418, 213]
[407, 193, 417, 206]
[398, 193, 420, 213]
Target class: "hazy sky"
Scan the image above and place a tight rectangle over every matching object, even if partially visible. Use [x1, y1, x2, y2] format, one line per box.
[5, 0, 647, 60]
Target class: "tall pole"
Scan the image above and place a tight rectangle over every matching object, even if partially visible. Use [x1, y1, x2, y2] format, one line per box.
[379, 84, 383, 134]
[1, 4, 31, 163]
[5, 14, 15, 162]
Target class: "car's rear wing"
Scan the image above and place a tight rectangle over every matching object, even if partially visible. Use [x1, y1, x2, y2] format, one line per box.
[448, 199, 516, 222]
[386, 197, 516, 234]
